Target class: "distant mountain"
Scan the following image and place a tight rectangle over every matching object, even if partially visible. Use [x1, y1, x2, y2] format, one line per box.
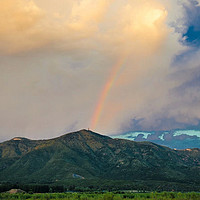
[0, 129, 200, 189]
[112, 130, 200, 149]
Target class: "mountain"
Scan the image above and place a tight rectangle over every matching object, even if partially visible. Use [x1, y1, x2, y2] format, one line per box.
[112, 130, 200, 149]
[0, 129, 200, 189]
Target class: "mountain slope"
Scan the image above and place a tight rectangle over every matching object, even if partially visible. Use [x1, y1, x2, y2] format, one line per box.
[0, 129, 200, 185]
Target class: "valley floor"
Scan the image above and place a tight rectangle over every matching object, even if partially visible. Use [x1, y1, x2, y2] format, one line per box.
[0, 192, 200, 200]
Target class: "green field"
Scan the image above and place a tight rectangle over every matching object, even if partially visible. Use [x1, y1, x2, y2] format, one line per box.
[0, 192, 200, 200]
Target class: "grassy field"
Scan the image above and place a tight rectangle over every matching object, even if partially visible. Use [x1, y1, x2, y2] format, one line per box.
[0, 192, 200, 200]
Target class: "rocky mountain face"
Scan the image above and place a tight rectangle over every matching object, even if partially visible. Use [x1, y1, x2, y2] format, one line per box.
[0, 129, 200, 185]
[113, 130, 200, 149]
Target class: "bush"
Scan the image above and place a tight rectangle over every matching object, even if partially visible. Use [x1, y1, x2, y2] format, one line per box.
[104, 192, 114, 200]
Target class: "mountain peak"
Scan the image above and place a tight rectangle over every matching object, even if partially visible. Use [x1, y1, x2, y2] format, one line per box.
[78, 129, 108, 137]
[60, 129, 110, 140]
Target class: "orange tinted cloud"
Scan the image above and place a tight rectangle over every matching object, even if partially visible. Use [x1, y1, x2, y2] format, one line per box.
[0, 0, 193, 140]
[0, 0, 168, 55]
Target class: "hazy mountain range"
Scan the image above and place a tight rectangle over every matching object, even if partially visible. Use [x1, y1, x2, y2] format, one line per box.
[113, 130, 200, 149]
[0, 129, 199, 190]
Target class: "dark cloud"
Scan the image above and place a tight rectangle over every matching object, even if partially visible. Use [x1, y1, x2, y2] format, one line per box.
[182, 0, 200, 46]
[172, 67, 200, 95]
[121, 116, 199, 132]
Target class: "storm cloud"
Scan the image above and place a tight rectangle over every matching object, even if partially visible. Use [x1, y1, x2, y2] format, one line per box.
[0, 0, 199, 141]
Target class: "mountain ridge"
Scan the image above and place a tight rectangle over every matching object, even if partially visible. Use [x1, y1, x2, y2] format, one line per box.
[0, 129, 200, 188]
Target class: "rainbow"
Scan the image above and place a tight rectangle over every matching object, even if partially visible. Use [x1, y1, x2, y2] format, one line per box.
[90, 55, 127, 130]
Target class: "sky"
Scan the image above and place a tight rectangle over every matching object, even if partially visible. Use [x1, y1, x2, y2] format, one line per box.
[0, 0, 200, 141]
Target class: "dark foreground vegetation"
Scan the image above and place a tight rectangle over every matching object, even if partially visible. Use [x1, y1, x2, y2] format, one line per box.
[1, 192, 200, 200]
[0, 179, 200, 193]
